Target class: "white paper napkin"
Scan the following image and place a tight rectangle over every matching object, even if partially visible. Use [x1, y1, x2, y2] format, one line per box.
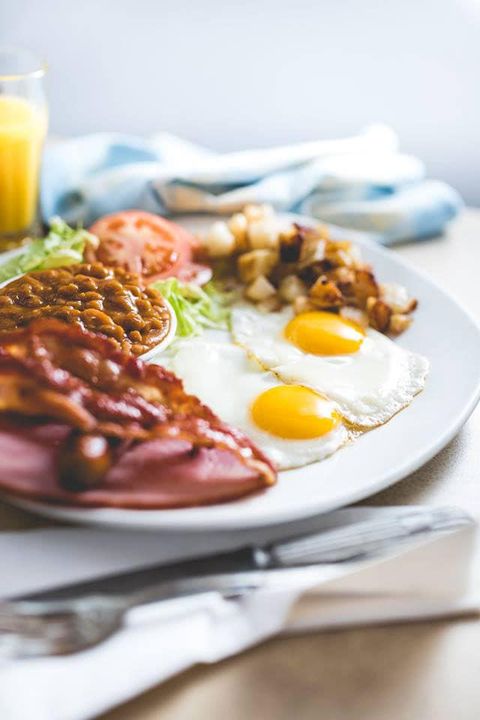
[0, 509, 478, 720]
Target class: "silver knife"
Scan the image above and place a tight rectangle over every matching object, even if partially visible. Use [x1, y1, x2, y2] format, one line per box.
[0, 505, 473, 658]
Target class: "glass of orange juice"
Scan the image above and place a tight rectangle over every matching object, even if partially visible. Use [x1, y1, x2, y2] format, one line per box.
[0, 47, 48, 248]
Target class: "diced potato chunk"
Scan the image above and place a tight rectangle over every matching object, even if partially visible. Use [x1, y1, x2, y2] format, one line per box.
[309, 276, 344, 308]
[325, 245, 354, 269]
[243, 203, 274, 222]
[293, 296, 316, 315]
[389, 313, 412, 335]
[228, 213, 249, 251]
[237, 249, 278, 283]
[330, 266, 355, 284]
[347, 243, 363, 268]
[380, 282, 417, 314]
[366, 297, 392, 332]
[279, 230, 303, 263]
[278, 274, 307, 303]
[329, 266, 356, 297]
[354, 269, 379, 308]
[339, 306, 369, 329]
[299, 236, 326, 267]
[244, 275, 277, 302]
[203, 221, 236, 257]
[248, 218, 280, 250]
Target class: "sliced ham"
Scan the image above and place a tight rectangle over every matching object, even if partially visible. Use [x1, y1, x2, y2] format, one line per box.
[0, 321, 276, 508]
[0, 422, 265, 508]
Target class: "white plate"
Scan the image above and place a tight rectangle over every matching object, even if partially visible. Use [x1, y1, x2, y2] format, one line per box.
[4, 220, 480, 530]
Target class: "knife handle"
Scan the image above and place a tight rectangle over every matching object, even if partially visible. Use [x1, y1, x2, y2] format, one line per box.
[268, 507, 473, 565]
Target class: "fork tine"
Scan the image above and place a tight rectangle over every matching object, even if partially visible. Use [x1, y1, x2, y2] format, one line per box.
[0, 597, 127, 658]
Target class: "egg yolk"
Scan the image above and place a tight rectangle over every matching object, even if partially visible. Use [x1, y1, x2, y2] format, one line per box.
[250, 385, 340, 439]
[284, 311, 364, 355]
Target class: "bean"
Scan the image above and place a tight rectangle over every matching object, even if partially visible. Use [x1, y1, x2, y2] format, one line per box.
[103, 280, 124, 295]
[125, 284, 142, 297]
[135, 299, 152, 314]
[99, 324, 124, 341]
[85, 299, 104, 311]
[81, 291, 103, 302]
[123, 313, 145, 331]
[88, 264, 110, 279]
[76, 277, 97, 291]
[58, 283, 79, 298]
[82, 308, 114, 326]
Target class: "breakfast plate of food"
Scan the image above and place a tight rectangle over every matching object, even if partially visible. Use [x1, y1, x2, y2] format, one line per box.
[0, 205, 479, 529]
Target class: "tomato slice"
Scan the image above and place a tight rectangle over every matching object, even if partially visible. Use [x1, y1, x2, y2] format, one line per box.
[87, 210, 210, 285]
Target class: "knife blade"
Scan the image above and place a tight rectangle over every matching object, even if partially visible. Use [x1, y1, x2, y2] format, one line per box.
[16, 505, 472, 604]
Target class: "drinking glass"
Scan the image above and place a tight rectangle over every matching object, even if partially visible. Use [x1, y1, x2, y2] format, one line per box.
[0, 47, 48, 248]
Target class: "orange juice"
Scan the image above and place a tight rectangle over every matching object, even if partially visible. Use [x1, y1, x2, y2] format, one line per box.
[0, 95, 47, 236]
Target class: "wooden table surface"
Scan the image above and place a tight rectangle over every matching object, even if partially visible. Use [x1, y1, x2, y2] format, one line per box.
[2, 210, 480, 719]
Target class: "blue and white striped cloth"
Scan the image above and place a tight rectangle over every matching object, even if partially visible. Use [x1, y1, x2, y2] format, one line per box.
[42, 125, 462, 245]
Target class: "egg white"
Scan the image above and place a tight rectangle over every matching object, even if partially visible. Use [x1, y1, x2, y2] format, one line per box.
[231, 306, 429, 428]
[156, 337, 348, 470]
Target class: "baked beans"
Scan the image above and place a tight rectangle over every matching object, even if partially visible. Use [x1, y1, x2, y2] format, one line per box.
[0, 263, 171, 355]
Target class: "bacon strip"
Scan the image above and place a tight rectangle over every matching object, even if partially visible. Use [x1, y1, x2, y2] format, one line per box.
[0, 320, 276, 508]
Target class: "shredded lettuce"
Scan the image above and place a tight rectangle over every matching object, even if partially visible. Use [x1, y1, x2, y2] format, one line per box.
[152, 278, 233, 338]
[0, 217, 98, 284]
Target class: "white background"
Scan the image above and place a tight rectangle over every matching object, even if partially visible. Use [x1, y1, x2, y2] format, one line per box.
[2, 0, 479, 204]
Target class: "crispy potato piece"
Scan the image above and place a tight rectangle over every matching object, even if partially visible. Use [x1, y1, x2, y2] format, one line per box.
[243, 204, 274, 222]
[324, 239, 356, 269]
[366, 297, 392, 332]
[309, 276, 344, 308]
[354, 269, 380, 309]
[330, 240, 364, 269]
[278, 275, 307, 303]
[327, 266, 356, 300]
[279, 230, 303, 263]
[237, 249, 278, 283]
[299, 235, 326, 268]
[248, 218, 281, 251]
[203, 221, 236, 257]
[270, 262, 299, 286]
[380, 282, 418, 314]
[228, 213, 249, 252]
[330, 266, 356, 284]
[389, 313, 412, 335]
[244, 275, 277, 302]
[339, 306, 369, 329]
[293, 296, 316, 315]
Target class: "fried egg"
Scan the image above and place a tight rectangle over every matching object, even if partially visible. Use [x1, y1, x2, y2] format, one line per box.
[231, 307, 429, 428]
[158, 338, 348, 469]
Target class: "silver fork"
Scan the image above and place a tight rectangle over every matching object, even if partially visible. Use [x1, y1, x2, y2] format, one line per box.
[0, 576, 262, 659]
[0, 506, 472, 658]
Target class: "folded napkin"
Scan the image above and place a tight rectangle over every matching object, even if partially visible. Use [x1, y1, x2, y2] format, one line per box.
[41, 125, 462, 245]
[0, 507, 478, 720]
